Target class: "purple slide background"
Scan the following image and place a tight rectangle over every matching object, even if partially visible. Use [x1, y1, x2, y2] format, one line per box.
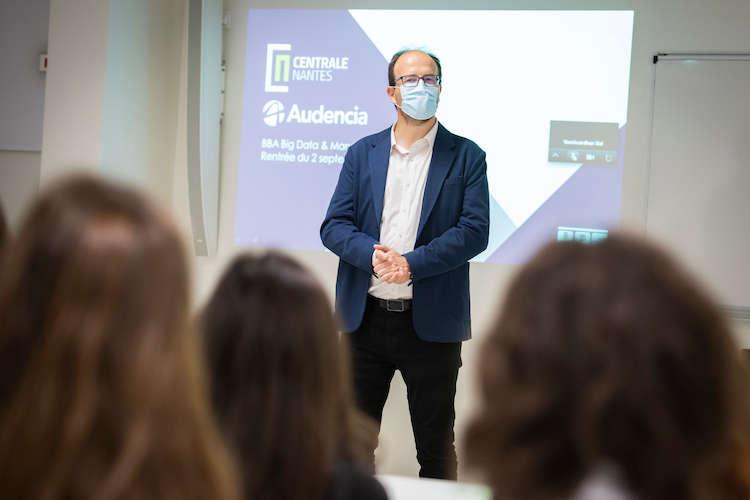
[234, 10, 393, 250]
[486, 126, 627, 264]
[233, 9, 628, 265]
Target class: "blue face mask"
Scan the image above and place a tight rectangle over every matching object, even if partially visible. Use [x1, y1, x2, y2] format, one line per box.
[396, 81, 439, 120]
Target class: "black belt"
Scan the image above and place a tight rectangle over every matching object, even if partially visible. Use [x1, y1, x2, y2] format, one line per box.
[368, 294, 412, 312]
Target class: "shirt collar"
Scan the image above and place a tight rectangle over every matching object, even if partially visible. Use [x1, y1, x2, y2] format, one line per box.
[390, 119, 439, 154]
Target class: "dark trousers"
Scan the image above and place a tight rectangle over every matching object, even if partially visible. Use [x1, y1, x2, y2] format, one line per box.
[349, 295, 462, 479]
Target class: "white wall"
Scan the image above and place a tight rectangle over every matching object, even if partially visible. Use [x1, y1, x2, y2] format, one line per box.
[0, 151, 41, 230]
[100, 0, 185, 204]
[0, 0, 49, 151]
[0, 0, 47, 228]
[40, 0, 184, 209]
[39, 0, 109, 182]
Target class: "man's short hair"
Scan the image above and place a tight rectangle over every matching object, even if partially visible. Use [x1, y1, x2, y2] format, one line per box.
[388, 49, 442, 86]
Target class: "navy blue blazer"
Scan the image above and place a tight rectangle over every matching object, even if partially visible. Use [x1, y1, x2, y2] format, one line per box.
[320, 123, 489, 342]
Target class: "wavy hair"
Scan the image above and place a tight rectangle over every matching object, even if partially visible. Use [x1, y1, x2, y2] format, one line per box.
[0, 200, 7, 254]
[0, 175, 240, 500]
[465, 234, 750, 500]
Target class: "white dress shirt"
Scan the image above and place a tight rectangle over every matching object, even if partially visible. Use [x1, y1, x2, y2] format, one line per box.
[369, 120, 438, 299]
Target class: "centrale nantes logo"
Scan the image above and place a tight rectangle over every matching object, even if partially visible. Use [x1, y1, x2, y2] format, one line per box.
[264, 43, 350, 93]
[262, 100, 285, 126]
[265, 44, 291, 93]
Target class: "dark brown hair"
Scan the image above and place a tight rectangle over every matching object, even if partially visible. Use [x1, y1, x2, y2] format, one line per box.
[202, 252, 376, 500]
[388, 48, 442, 86]
[0, 175, 240, 500]
[465, 234, 750, 500]
[0, 200, 7, 254]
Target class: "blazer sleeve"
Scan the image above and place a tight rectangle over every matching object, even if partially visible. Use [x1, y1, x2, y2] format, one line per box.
[320, 147, 379, 274]
[403, 150, 489, 281]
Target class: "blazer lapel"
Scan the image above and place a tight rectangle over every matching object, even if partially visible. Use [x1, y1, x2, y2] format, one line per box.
[369, 128, 391, 231]
[417, 123, 456, 239]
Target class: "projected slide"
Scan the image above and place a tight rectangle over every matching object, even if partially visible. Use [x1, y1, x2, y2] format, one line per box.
[234, 9, 634, 263]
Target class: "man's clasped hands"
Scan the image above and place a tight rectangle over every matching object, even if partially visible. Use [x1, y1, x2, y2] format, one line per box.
[373, 244, 412, 285]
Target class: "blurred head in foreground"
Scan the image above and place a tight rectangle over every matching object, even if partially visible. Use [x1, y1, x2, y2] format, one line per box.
[202, 251, 377, 500]
[466, 234, 750, 500]
[0, 175, 239, 500]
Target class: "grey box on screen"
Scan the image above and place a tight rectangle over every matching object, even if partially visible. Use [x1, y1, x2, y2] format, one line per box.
[548, 121, 619, 165]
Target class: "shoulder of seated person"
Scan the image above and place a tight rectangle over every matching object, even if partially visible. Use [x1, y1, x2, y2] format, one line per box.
[327, 460, 388, 500]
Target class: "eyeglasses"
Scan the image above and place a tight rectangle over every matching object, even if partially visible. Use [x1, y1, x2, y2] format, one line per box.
[395, 74, 441, 88]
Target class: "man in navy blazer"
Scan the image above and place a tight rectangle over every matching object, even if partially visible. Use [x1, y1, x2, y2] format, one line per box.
[320, 49, 489, 479]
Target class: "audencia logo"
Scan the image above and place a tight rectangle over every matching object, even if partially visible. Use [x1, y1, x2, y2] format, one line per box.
[265, 43, 291, 93]
[262, 100, 368, 127]
[263, 100, 285, 126]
